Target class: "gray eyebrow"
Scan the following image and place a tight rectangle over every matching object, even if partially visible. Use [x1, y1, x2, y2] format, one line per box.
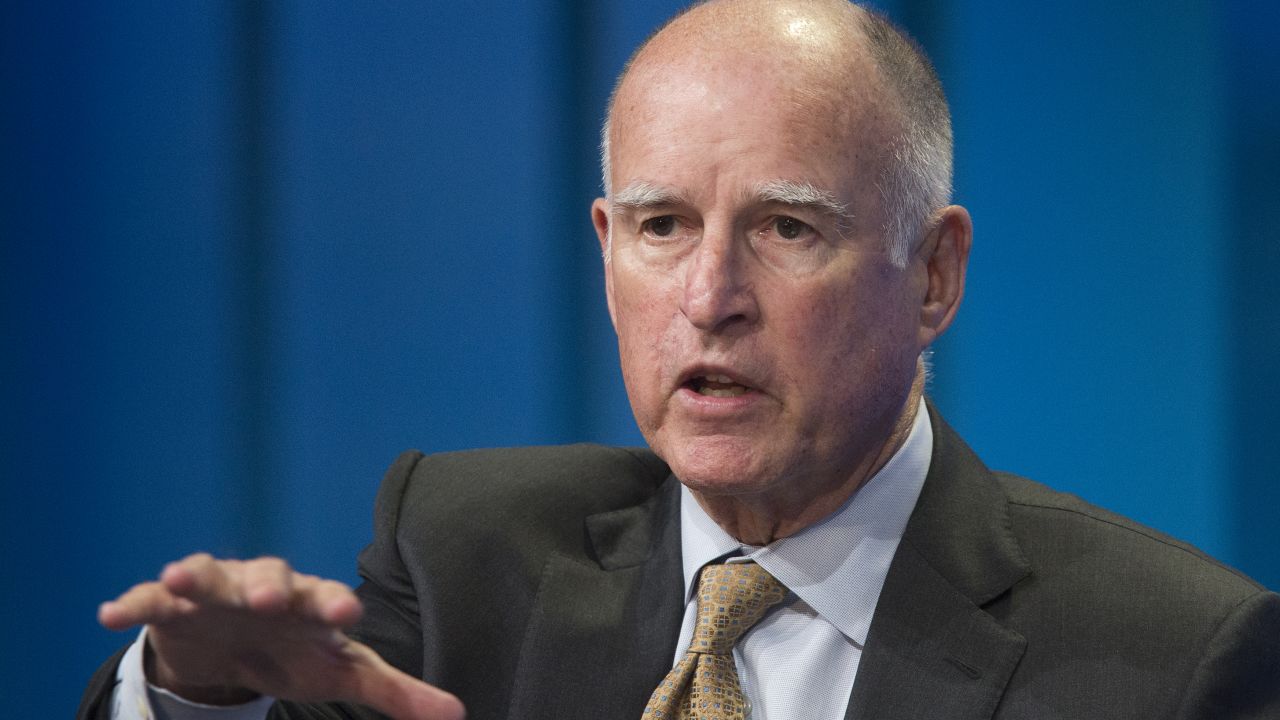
[609, 178, 855, 235]
[609, 181, 688, 213]
[753, 179, 855, 234]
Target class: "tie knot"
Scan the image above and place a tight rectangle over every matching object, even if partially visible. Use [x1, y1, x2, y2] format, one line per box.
[690, 562, 787, 655]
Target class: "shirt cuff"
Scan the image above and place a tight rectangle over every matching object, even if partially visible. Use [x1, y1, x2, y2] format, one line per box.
[110, 628, 277, 720]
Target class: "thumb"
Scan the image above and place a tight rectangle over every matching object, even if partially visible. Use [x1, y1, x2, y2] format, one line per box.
[344, 643, 466, 720]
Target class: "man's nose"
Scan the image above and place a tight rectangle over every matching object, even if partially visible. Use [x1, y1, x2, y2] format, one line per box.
[679, 227, 760, 333]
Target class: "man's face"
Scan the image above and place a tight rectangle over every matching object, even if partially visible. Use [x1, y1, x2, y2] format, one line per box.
[595, 49, 930, 504]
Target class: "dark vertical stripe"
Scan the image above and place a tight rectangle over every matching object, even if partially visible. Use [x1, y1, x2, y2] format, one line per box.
[231, 0, 274, 556]
[1225, 4, 1280, 589]
[554, 0, 600, 442]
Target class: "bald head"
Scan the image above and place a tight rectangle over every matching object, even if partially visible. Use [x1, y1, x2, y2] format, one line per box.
[634, 0, 869, 68]
[600, 0, 951, 265]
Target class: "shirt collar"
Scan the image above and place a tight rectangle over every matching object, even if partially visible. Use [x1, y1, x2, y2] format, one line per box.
[679, 397, 933, 647]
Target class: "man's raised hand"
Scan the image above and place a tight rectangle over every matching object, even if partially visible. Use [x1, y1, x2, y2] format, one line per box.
[98, 553, 465, 720]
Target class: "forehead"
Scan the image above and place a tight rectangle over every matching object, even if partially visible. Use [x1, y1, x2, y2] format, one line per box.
[609, 41, 900, 205]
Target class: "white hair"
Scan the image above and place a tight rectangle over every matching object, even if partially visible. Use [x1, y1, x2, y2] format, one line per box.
[609, 180, 679, 209]
[860, 9, 954, 268]
[878, 128, 952, 268]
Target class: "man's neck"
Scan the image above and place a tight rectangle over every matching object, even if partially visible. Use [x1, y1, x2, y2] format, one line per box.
[691, 372, 925, 546]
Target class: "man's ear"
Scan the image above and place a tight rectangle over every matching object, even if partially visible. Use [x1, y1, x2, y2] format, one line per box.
[591, 197, 618, 329]
[917, 204, 972, 348]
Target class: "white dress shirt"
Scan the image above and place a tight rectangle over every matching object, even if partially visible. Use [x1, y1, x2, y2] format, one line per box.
[110, 399, 932, 719]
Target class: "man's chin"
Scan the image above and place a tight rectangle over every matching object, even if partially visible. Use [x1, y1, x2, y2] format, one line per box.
[662, 436, 782, 497]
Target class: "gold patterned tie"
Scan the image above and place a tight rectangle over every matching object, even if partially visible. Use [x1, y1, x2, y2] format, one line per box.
[642, 562, 787, 720]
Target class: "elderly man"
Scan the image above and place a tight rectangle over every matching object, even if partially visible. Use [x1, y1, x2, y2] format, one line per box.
[81, 1, 1279, 719]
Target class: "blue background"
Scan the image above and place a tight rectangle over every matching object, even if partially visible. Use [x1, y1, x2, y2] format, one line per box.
[3, 1, 1278, 714]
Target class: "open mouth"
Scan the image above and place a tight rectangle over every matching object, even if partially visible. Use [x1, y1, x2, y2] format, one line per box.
[686, 373, 754, 398]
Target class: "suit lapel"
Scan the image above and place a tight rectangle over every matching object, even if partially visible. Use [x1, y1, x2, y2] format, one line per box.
[506, 476, 685, 720]
[847, 407, 1032, 720]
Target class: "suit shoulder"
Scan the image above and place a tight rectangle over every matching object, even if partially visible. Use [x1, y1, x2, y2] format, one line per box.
[420, 443, 667, 476]
[413, 443, 667, 501]
[356, 444, 675, 612]
[994, 471, 1266, 597]
[985, 472, 1280, 717]
[377, 444, 669, 539]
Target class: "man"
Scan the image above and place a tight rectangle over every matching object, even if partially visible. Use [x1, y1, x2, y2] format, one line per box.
[81, 1, 1280, 719]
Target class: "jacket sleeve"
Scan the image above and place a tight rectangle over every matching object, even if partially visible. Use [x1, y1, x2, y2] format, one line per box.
[76, 646, 130, 720]
[1174, 589, 1280, 720]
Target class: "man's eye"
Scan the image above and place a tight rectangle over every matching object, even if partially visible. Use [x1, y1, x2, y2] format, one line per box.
[774, 216, 811, 240]
[642, 216, 677, 237]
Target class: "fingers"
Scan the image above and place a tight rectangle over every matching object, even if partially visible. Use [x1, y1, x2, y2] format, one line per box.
[293, 575, 363, 627]
[102, 554, 362, 631]
[162, 554, 306, 614]
[376, 678, 466, 720]
[242, 556, 293, 612]
[161, 553, 242, 605]
[99, 581, 196, 631]
[99, 552, 243, 632]
[342, 643, 466, 720]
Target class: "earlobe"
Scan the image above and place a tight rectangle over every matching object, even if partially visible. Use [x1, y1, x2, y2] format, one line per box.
[591, 197, 619, 329]
[918, 205, 972, 347]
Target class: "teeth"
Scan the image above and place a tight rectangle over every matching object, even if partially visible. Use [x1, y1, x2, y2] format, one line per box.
[689, 371, 752, 397]
[698, 385, 747, 397]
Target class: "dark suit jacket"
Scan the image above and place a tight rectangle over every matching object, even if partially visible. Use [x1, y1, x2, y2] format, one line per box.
[80, 411, 1280, 719]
